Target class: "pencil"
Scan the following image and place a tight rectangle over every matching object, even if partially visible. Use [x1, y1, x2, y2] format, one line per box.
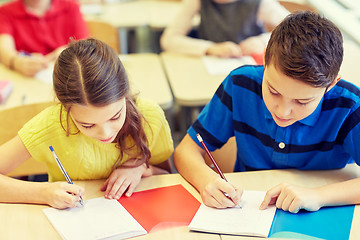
[196, 133, 239, 207]
[49, 146, 84, 206]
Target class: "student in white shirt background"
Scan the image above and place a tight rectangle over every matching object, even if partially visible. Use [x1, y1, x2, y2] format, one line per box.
[161, 0, 289, 58]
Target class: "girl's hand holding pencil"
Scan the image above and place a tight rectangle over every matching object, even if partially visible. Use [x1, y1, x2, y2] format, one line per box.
[44, 181, 85, 209]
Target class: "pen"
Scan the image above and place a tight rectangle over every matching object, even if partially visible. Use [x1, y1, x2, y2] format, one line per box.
[196, 133, 240, 207]
[49, 146, 83, 206]
[19, 51, 31, 57]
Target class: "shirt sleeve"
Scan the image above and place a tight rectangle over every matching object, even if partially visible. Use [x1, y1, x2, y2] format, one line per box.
[18, 106, 62, 163]
[160, 0, 213, 56]
[0, 5, 13, 35]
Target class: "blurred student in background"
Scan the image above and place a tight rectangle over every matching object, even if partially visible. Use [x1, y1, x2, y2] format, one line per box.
[161, 0, 289, 58]
[0, 0, 89, 77]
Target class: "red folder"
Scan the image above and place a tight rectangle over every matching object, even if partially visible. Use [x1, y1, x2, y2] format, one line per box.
[251, 53, 264, 65]
[118, 184, 200, 233]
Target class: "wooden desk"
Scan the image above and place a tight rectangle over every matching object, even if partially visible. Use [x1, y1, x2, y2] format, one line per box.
[0, 64, 55, 111]
[1, 164, 360, 239]
[84, 1, 147, 29]
[121, 53, 173, 110]
[84, 0, 181, 30]
[0, 174, 216, 240]
[84, 0, 184, 53]
[0, 54, 173, 111]
[144, 0, 191, 31]
[160, 52, 225, 107]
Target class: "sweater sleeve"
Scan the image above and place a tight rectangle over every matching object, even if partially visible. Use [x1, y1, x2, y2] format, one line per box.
[18, 105, 63, 163]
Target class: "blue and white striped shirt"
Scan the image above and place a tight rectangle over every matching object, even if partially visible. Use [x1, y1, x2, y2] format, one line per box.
[188, 65, 360, 171]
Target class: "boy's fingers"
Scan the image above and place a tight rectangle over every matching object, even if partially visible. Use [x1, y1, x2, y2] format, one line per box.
[260, 186, 281, 209]
[229, 187, 242, 205]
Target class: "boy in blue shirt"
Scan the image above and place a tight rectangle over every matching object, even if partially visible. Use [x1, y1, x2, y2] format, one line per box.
[174, 11, 360, 213]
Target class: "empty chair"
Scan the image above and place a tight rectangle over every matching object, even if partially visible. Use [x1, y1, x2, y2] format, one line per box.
[86, 20, 121, 54]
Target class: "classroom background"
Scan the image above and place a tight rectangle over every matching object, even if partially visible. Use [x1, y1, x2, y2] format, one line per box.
[1, 0, 360, 176]
[2, 1, 360, 239]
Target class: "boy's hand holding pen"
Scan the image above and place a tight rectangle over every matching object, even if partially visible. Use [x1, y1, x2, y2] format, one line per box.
[196, 134, 242, 208]
[49, 146, 84, 208]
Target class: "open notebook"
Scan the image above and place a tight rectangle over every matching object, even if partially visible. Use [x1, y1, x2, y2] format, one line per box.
[189, 190, 276, 237]
[43, 197, 146, 240]
[189, 190, 355, 239]
[42, 184, 200, 240]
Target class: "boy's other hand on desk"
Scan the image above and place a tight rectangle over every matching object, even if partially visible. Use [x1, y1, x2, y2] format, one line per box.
[259, 183, 322, 213]
[201, 176, 243, 209]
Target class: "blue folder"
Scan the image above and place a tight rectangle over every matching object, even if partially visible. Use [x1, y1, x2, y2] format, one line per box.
[268, 205, 354, 240]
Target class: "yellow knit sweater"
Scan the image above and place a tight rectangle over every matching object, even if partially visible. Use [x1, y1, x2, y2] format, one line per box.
[19, 98, 174, 182]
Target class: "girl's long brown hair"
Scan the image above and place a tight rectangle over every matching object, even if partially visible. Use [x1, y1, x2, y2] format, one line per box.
[53, 38, 151, 168]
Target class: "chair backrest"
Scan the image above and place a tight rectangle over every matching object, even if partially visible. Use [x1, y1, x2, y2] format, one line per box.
[0, 102, 55, 177]
[86, 20, 121, 54]
[204, 137, 237, 173]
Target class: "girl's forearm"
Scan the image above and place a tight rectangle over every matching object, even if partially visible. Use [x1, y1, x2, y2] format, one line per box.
[0, 174, 48, 205]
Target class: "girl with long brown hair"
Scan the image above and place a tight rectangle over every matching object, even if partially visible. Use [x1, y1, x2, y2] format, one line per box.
[0, 39, 173, 209]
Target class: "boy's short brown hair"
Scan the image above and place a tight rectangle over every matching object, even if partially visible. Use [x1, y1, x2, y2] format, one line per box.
[264, 11, 343, 88]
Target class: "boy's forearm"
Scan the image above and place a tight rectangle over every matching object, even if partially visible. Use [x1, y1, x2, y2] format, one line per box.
[318, 178, 360, 207]
[174, 145, 218, 194]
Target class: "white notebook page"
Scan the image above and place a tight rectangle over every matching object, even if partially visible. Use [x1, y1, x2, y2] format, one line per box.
[189, 190, 276, 237]
[42, 197, 146, 240]
[202, 56, 256, 75]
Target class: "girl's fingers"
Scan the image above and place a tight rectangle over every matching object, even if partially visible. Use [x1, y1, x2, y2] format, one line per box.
[100, 178, 109, 192]
[104, 177, 117, 198]
[112, 179, 131, 199]
[124, 182, 136, 197]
